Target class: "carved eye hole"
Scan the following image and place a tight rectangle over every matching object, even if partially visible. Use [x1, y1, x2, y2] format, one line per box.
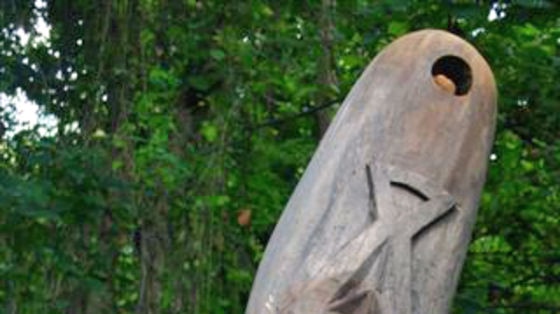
[431, 55, 472, 96]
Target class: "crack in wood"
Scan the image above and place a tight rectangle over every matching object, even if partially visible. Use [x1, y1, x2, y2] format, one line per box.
[365, 164, 378, 221]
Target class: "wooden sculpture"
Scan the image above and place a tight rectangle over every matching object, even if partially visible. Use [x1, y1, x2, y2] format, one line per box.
[247, 29, 497, 314]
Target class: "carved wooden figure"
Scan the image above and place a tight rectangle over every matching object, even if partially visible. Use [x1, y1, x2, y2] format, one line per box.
[246, 30, 497, 314]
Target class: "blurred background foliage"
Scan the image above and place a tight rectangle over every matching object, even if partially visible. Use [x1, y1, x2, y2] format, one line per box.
[0, 0, 559, 313]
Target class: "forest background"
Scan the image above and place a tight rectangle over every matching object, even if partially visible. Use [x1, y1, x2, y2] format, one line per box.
[0, 1, 559, 313]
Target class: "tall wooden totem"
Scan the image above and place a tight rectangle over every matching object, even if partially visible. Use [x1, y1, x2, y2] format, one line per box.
[247, 30, 497, 314]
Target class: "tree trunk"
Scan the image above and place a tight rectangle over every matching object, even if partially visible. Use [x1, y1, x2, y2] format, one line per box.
[315, 0, 338, 140]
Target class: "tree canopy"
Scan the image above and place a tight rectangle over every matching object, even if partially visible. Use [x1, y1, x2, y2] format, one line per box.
[0, 1, 559, 313]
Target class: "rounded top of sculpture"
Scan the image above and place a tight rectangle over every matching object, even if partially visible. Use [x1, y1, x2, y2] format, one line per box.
[373, 29, 496, 102]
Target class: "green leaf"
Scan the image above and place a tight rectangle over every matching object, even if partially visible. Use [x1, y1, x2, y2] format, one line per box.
[210, 49, 226, 61]
[188, 76, 211, 91]
[201, 121, 218, 142]
[387, 21, 409, 36]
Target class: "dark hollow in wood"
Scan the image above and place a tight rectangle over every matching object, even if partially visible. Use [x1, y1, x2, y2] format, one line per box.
[431, 55, 472, 96]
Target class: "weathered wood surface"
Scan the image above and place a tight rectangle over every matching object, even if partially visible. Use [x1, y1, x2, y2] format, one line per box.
[246, 30, 497, 314]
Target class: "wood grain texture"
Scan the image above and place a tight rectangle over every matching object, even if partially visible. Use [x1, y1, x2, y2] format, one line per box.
[246, 30, 497, 314]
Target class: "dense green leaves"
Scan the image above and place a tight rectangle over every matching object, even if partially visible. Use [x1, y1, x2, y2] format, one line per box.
[0, 0, 559, 313]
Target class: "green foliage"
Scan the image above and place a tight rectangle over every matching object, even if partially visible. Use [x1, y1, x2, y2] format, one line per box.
[0, 0, 559, 313]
